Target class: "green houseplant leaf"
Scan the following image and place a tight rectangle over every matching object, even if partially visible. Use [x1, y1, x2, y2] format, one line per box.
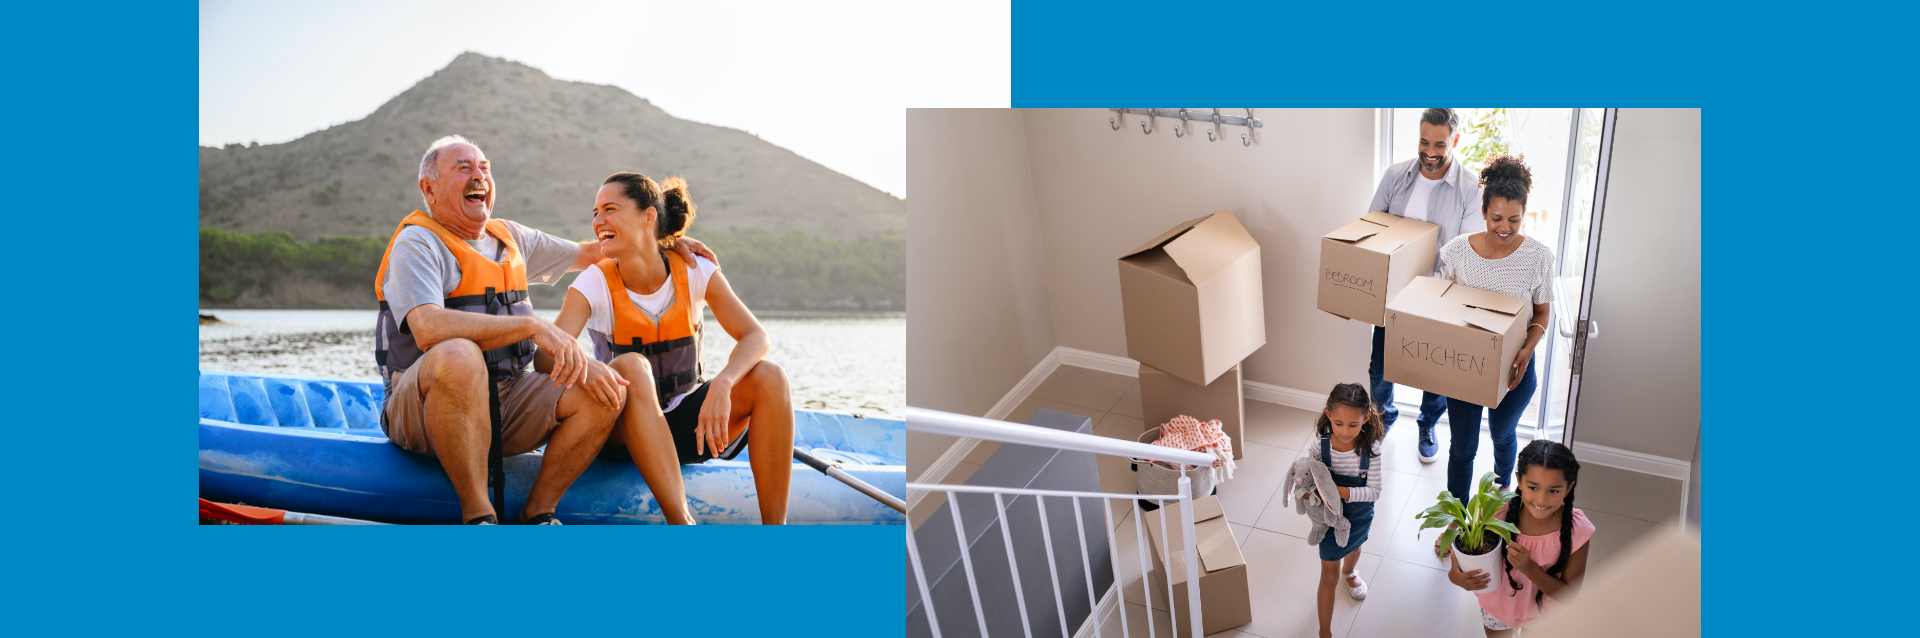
[1418, 472, 1516, 554]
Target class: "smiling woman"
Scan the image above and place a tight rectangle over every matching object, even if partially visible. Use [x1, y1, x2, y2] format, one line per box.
[547, 172, 800, 525]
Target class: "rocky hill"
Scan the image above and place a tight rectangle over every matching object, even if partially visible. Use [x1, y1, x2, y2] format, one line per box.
[201, 52, 902, 241]
[199, 52, 904, 310]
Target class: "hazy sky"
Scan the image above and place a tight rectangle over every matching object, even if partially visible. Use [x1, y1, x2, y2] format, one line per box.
[199, 0, 1011, 198]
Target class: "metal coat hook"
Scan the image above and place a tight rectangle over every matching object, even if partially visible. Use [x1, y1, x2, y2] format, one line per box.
[1207, 109, 1222, 142]
[1241, 108, 1256, 146]
[1110, 113, 1122, 130]
[1141, 109, 1156, 135]
[1174, 108, 1190, 138]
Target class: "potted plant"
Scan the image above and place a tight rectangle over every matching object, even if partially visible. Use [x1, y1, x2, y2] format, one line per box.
[1414, 471, 1520, 595]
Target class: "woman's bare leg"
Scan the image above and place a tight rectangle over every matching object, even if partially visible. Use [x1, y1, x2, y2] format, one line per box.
[723, 360, 794, 524]
[608, 354, 695, 525]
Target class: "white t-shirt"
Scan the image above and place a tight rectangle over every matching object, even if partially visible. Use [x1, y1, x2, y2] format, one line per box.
[568, 256, 719, 411]
[1402, 173, 1442, 223]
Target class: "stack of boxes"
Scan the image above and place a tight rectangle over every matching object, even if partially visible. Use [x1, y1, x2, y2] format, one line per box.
[1315, 210, 1532, 408]
[1116, 210, 1266, 465]
[1115, 210, 1264, 636]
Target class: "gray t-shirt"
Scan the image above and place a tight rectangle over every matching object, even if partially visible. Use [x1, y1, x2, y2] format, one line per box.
[381, 218, 581, 328]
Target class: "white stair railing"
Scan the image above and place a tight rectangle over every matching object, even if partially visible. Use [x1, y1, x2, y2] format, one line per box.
[907, 407, 1212, 638]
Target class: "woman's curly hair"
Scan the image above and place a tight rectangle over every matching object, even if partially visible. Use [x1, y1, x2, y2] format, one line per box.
[1478, 153, 1534, 212]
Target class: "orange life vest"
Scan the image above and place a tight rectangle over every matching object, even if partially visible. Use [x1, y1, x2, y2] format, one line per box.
[373, 211, 538, 387]
[589, 252, 703, 407]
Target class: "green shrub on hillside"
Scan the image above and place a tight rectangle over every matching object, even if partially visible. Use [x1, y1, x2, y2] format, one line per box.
[200, 227, 388, 302]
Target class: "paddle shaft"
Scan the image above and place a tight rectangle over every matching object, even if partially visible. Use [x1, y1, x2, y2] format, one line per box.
[792, 449, 906, 513]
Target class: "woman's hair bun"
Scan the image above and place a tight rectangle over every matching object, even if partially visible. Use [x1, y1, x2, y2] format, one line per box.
[655, 176, 696, 248]
[1478, 153, 1533, 210]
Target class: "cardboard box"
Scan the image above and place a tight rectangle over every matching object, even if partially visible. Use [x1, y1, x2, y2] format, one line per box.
[1142, 496, 1250, 637]
[1118, 210, 1266, 387]
[1317, 211, 1439, 326]
[1139, 363, 1244, 461]
[1383, 276, 1534, 407]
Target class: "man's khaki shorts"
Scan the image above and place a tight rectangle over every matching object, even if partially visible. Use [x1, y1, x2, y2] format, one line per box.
[382, 365, 566, 458]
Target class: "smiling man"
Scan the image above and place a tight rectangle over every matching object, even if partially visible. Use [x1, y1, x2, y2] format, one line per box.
[372, 135, 712, 524]
[1364, 109, 1485, 465]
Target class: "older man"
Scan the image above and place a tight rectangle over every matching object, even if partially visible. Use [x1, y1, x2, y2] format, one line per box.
[374, 135, 712, 524]
[1365, 109, 1485, 465]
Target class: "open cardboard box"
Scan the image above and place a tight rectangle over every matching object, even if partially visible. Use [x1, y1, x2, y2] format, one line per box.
[1317, 211, 1439, 326]
[1142, 496, 1251, 637]
[1383, 276, 1534, 408]
[1118, 210, 1266, 387]
[1139, 363, 1243, 461]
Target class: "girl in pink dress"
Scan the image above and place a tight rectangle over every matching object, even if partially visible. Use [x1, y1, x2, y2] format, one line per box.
[1448, 440, 1595, 635]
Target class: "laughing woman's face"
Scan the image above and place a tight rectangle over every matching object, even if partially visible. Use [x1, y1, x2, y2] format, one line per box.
[591, 182, 655, 257]
[1483, 196, 1525, 247]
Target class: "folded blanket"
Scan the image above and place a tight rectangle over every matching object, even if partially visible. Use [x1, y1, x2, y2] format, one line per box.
[1281, 455, 1349, 547]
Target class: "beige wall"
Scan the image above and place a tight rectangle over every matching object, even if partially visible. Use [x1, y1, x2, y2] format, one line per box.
[1017, 108, 1380, 395]
[904, 109, 1059, 472]
[1570, 108, 1702, 462]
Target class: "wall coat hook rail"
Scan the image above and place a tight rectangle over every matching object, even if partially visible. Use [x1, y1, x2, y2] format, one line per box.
[1109, 108, 1261, 144]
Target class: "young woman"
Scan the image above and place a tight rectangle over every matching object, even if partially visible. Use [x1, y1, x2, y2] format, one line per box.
[1438, 153, 1555, 502]
[1449, 440, 1594, 635]
[1309, 383, 1385, 638]
[545, 172, 795, 524]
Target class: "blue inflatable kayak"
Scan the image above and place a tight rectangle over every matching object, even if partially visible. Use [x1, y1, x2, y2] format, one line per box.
[198, 370, 906, 525]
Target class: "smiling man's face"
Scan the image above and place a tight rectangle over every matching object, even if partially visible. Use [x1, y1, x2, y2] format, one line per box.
[426, 143, 494, 223]
[1416, 121, 1457, 177]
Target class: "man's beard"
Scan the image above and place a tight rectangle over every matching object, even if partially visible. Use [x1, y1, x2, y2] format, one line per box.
[1420, 152, 1447, 175]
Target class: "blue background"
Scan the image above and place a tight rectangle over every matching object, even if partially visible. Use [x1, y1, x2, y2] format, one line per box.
[1009, 1, 1918, 635]
[10, 3, 898, 636]
[14, 0, 1916, 635]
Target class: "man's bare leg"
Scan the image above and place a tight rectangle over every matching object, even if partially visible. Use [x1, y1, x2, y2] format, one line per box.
[518, 373, 622, 522]
[416, 338, 495, 523]
[608, 354, 696, 525]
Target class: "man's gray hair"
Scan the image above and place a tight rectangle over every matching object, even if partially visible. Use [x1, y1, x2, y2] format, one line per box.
[419, 135, 478, 212]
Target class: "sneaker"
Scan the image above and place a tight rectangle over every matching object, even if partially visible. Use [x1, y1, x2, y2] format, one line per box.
[466, 514, 499, 525]
[521, 513, 562, 525]
[1417, 425, 1439, 463]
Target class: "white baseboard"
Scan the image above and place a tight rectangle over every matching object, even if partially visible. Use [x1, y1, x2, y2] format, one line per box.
[1570, 441, 1690, 481]
[1073, 583, 1120, 638]
[1056, 347, 1140, 377]
[1242, 379, 1327, 412]
[1571, 441, 1693, 531]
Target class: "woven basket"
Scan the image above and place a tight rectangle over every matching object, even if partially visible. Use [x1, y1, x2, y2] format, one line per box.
[1131, 426, 1216, 499]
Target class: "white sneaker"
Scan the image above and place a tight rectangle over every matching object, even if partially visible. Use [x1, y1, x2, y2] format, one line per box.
[1345, 572, 1367, 600]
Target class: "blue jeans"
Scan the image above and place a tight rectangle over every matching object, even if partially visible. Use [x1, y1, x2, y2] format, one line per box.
[1369, 326, 1447, 433]
[1444, 363, 1538, 500]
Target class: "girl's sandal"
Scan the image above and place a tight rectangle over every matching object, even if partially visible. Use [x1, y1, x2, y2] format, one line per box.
[1345, 572, 1368, 600]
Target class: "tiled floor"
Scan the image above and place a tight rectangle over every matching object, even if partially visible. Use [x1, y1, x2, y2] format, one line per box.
[915, 364, 1688, 638]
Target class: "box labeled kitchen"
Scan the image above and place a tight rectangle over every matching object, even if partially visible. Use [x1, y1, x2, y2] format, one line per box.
[1382, 276, 1533, 407]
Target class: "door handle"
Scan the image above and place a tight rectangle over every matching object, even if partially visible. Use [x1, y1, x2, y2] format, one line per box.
[1587, 319, 1599, 339]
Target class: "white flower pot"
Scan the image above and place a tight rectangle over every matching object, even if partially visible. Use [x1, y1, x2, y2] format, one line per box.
[1452, 536, 1509, 595]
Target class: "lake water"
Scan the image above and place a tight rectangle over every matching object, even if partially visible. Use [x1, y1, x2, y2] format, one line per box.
[199, 309, 905, 418]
